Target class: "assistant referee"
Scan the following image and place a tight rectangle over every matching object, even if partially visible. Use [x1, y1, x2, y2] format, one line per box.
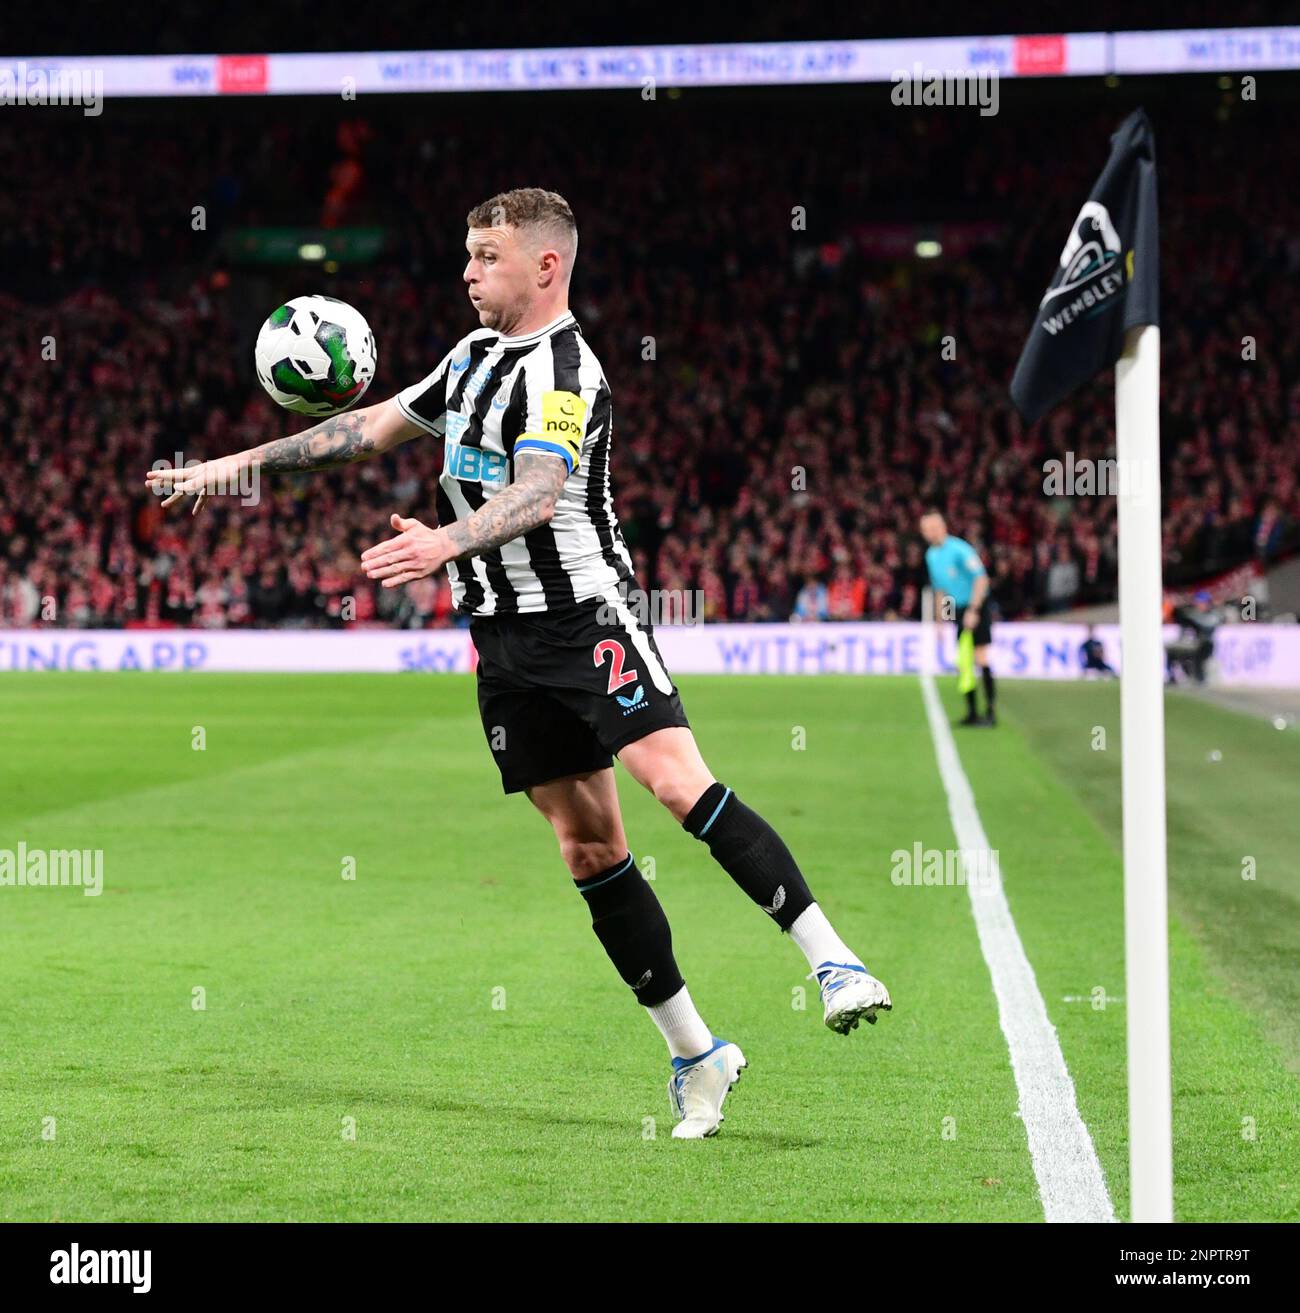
[921, 510, 996, 726]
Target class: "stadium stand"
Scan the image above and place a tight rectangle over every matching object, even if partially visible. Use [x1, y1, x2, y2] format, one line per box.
[2, 85, 1296, 628]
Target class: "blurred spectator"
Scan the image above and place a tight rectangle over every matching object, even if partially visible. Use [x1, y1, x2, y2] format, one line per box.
[827, 562, 867, 619]
[1079, 625, 1117, 678]
[1166, 591, 1221, 685]
[792, 574, 829, 622]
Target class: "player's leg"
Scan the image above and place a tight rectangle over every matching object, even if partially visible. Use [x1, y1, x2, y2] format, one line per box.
[475, 609, 746, 1136]
[525, 766, 627, 877]
[532, 585, 893, 1053]
[524, 768, 745, 1137]
[973, 602, 996, 723]
[1194, 638, 1212, 684]
[956, 610, 981, 724]
[477, 671, 697, 1041]
[525, 767, 707, 1052]
[555, 590, 890, 1034]
[617, 725, 892, 1033]
[975, 644, 996, 722]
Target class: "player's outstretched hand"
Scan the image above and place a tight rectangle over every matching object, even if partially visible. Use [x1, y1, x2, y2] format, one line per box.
[361, 513, 452, 588]
[144, 455, 251, 517]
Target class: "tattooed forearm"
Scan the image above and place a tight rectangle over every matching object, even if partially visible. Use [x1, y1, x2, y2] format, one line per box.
[250, 410, 378, 472]
[445, 451, 567, 559]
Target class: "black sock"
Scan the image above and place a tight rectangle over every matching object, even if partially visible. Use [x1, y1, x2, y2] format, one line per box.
[965, 689, 978, 717]
[575, 853, 684, 1007]
[981, 665, 996, 713]
[682, 783, 814, 931]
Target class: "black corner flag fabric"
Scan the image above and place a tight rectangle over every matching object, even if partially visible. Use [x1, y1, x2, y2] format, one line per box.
[1010, 108, 1160, 424]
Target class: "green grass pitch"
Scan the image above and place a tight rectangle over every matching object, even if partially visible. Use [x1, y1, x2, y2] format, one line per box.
[1, 672, 1296, 1222]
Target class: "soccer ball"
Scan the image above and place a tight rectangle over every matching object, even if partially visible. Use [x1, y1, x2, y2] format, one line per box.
[254, 295, 377, 416]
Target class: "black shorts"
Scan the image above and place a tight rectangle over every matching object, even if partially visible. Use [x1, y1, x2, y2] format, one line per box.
[469, 596, 691, 794]
[956, 603, 993, 647]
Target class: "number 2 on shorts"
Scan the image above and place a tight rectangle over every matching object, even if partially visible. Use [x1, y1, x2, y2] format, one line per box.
[594, 639, 639, 695]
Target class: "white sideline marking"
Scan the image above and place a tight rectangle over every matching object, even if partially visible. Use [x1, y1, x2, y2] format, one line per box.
[920, 675, 1117, 1223]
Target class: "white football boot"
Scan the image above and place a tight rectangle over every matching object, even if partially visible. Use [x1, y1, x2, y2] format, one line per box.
[667, 1036, 747, 1139]
[808, 961, 892, 1034]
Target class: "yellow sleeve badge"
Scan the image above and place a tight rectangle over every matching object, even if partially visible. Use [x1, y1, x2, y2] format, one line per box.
[542, 389, 587, 468]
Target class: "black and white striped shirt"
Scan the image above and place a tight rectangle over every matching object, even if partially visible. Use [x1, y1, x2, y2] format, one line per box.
[395, 311, 635, 616]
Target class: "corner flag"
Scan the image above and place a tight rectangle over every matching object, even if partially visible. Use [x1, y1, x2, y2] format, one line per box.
[1010, 109, 1171, 1223]
[1011, 108, 1159, 423]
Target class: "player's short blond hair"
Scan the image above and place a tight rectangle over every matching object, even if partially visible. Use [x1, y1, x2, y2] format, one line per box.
[466, 188, 578, 268]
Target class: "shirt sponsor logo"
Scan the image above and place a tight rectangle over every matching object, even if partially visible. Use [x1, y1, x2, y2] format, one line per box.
[445, 439, 507, 486]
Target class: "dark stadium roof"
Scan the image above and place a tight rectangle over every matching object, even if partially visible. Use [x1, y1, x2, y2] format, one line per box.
[12, 0, 1300, 57]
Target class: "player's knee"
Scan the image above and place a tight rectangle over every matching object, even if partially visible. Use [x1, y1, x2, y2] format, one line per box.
[643, 773, 701, 823]
[558, 837, 626, 881]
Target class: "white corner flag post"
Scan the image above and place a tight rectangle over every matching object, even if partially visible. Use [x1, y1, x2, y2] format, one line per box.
[1115, 321, 1173, 1223]
[1011, 109, 1169, 1224]
[1013, 110, 1176, 1218]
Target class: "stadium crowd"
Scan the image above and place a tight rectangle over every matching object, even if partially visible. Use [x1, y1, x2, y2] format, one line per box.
[1, 91, 1297, 629]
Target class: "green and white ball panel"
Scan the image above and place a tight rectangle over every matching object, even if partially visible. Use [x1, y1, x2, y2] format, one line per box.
[254, 295, 377, 416]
